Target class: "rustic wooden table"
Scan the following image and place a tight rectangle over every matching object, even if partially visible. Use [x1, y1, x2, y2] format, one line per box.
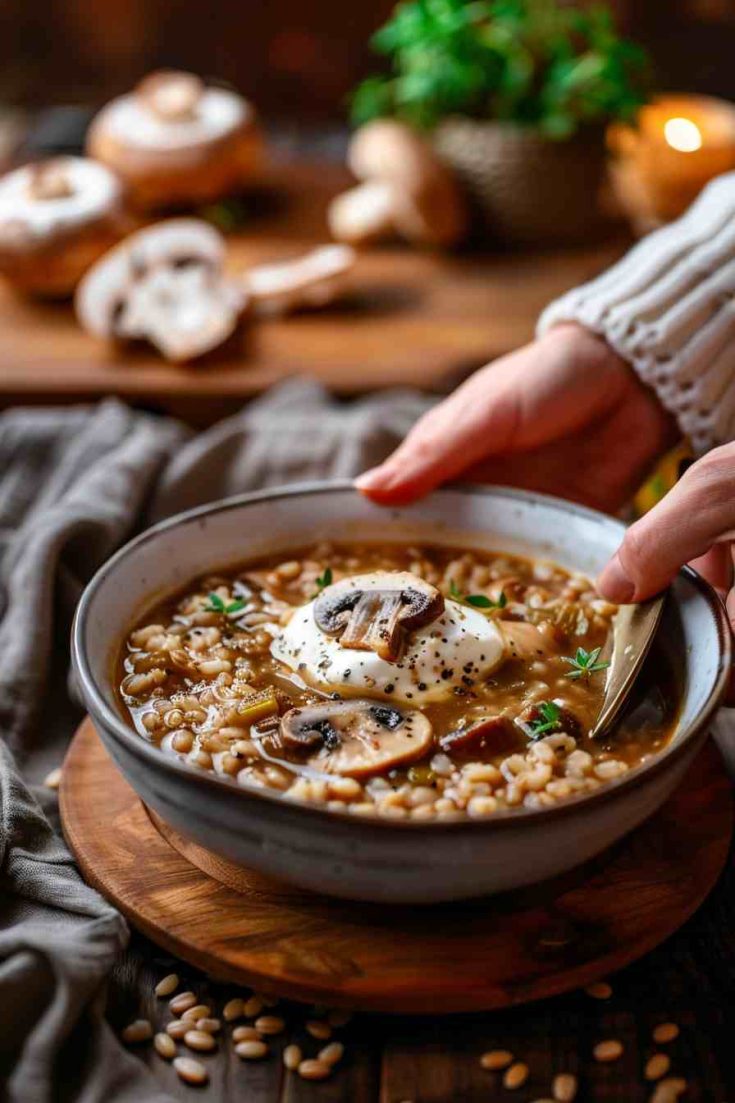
[0, 157, 627, 426]
[99, 842, 735, 1103]
[58, 723, 734, 1101]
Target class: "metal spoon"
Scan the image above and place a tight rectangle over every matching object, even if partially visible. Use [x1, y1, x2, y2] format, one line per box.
[589, 594, 666, 741]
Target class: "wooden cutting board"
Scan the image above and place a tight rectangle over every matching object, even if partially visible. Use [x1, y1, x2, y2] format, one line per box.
[60, 718, 733, 1014]
[0, 159, 627, 425]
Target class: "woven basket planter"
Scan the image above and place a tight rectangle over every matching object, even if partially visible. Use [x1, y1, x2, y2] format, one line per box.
[434, 118, 609, 247]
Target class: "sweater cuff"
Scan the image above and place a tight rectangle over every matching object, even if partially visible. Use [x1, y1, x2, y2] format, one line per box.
[537, 171, 735, 454]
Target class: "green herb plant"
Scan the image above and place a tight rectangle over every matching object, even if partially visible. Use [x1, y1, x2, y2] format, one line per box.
[312, 567, 334, 599]
[526, 699, 562, 737]
[352, 0, 650, 137]
[205, 592, 246, 615]
[449, 580, 507, 610]
[562, 645, 610, 680]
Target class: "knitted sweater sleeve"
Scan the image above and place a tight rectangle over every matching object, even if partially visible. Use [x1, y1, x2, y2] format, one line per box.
[537, 171, 735, 454]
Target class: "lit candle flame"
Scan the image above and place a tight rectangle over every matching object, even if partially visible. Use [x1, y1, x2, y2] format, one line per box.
[664, 117, 703, 153]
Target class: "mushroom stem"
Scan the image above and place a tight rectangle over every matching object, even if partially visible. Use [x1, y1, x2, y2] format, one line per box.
[339, 590, 406, 662]
[327, 181, 398, 246]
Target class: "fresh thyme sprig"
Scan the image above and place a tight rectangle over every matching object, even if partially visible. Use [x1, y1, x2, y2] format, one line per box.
[528, 700, 562, 738]
[449, 580, 507, 611]
[204, 592, 246, 615]
[312, 566, 333, 599]
[562, 646, 610, 681]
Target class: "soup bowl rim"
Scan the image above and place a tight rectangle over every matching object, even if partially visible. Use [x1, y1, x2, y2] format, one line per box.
[71, 479, 732, 833]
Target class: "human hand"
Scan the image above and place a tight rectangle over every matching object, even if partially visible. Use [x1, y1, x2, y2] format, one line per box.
[596, 443, 735, 612]
[356, 323, 677, 515]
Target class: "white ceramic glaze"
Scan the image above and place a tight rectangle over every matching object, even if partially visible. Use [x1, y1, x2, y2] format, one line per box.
[72, 482, 731, 903]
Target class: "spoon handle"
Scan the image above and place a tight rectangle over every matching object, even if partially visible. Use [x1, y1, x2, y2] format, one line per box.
[589, 594, 666, 741]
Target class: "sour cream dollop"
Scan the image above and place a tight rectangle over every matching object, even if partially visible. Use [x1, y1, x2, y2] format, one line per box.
[271, 573, 506, 706]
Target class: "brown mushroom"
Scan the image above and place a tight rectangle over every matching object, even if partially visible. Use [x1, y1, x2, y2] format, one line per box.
[516, 702, 581, 740]
[440, 715, 518, 757]
[279, 699, 433, 777]
[313, 571, 444, 662]
[327, 120, 468, 248]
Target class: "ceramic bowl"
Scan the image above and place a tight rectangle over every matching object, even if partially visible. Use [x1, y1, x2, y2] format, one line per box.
[72, 482, 731, 903]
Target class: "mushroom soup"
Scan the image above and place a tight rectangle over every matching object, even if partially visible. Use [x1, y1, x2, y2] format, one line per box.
[115, 542, 677, 820]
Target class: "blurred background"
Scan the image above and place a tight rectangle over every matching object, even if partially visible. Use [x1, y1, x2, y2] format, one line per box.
[1, 1, 735, 121]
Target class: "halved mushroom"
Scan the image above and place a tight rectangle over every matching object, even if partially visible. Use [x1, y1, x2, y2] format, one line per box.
[279, 699, 433, 777]
[75, 219, 246, 361]
[314, 571, 444, 662]
[244, 244, 356, 316]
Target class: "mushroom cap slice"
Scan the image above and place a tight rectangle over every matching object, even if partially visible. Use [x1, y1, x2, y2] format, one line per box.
[245, 244, 355, 316]
[314, 571, 444, 662]
[279, 699, 433, 777]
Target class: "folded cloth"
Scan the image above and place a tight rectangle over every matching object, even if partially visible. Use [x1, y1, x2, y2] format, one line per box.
[0, 380, 430, 1103]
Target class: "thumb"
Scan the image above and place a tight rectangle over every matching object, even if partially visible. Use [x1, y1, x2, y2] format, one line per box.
[597, 448, 735, 602]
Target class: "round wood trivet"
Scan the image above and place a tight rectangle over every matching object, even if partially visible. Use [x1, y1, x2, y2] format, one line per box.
[60, 718, 733, 1014]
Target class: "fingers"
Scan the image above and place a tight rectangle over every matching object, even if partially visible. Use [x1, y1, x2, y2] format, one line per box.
[597, 445, 735, 602]
[354, 360, 519, 504]
[356, 326, 629, 505]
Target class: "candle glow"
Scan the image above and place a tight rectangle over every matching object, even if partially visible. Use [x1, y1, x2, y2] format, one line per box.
[664, 117, 704, 153]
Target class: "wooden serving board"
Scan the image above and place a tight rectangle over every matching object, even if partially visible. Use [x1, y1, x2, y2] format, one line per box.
[0, 159, 627, 425]
[60, 719, 733, 1015]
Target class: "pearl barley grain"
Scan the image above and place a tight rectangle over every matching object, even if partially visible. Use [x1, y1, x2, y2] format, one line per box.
[306, 1019, 332, 1040]
[169, 991, 197, 1015]
[232, 1025, 261, 1043]
[154, 1033, 176, 1060]
[235, 1040, 268, 1060]
[243, 995, 264, 1017]
[645, 1054, 671, 1081]
[503, 1062, 529, 1090]
[585, 981, 612, 1000]
[121, 1019, 153, 1044]
[480, 1049, 513, 1070]
[184, 1029, 216, 1053]
[298, 1058, 331, 1081]
[594, 1040, 623, 1063]
[223, 997, 244, 1021]
[166, 1019, 189, 1039]
[154, 973, 179, 998]
[254, 1015, 285, 1035]
[552, 1072, 578, 1101]
[283, 1044, 302, 1070]
[319, 1041, 345, 1066]
[173, 1056, 208, 1085]
[650, 1078, 687, 1102]
[652, 1023, 680, 1045]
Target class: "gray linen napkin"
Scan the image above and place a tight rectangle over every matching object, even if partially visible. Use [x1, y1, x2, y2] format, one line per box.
[0, 380, 429, 1103]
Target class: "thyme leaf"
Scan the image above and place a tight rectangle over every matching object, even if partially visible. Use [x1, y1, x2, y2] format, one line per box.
[450, 581, 507, 611]
[528, 700, 562, 738]
[205, 592, 246, 615]
[312, 566, 333, 598]
[562, 646, 610, 680]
